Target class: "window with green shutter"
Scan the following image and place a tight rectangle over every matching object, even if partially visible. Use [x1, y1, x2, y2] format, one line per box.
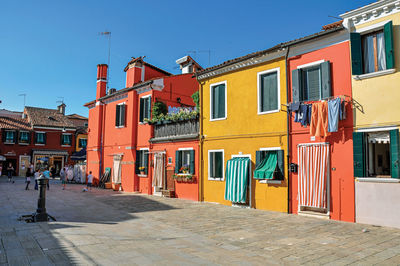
[209, 150, 224, 180]
[5, 130, 15, 143]
[175, 149, 195, 174]
[19, 131, 30, 144]
[254, 149, 284, 180]
[139, 97, 151, 122]
[210, 82, 226, 120]
[35, 132, 46, 144]
[136, 150, 148, 175]
[258, 69, 279, 114]
[61, 134, 72, 145]
[116, 104, 126, 127]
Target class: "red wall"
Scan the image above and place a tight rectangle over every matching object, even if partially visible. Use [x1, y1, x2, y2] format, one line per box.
[288, 41, 355, 222]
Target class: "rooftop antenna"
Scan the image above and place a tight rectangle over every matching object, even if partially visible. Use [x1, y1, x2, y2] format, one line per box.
[99, 31, 111, 89]
[328, 15, 342, 20]
[18, 93, 26, 109]
[56, 96, 64, 105]
[187, 49, 212, 67]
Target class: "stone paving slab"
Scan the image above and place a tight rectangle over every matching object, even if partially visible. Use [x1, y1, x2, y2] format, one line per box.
[1, 176, 400, 265]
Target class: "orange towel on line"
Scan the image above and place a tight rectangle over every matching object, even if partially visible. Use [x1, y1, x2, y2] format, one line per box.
[310, 101, 329, 137]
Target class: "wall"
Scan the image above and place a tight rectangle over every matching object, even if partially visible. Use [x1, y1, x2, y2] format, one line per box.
[288, 40, 355, 222]
[75, 134, 87, 152]
[356, 181, 400, 229]
[201, 57, 288, 212]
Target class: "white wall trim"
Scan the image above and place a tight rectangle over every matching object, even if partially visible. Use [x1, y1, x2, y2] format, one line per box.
[355, 19, 391, 34]
[356, 126, 398, 132]
[259, 147, 282, 151]
[356, 177, 400, 183]
[33, 126, 75, 131]
[353, 68, 396, 80]
[257, 67, 281, 115]
[178, 147, 194, 151]
[139, 148, 150, 151]
[208, 149, 225, 181]
[209, 81, 227, 121]
[297, 60, 325, 69]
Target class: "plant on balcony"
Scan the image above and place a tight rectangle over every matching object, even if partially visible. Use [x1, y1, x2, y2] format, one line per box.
[172, 173, 194, 182]
[145, 108, 198, 124]
[191, 91, 199, 110]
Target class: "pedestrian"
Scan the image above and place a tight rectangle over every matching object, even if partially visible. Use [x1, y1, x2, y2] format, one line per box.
[34, 169, 40, 190]
[7, 163, 14, 183]
[25, 168, 32, 190]
[60, 167, 66, 190]
[43, 167, 50, 190]
[87, 171, 93, 191]
[50, 166, 56, 179]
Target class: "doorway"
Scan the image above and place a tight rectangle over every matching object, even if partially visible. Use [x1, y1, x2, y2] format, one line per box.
[152, 153, 165, 196]
[19, 155, 31, 177]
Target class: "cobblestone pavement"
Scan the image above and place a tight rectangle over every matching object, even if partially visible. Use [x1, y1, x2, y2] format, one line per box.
[1, 177, 400, 265]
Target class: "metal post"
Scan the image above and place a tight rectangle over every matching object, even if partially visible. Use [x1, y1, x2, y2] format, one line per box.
[34, 176, 49, 222]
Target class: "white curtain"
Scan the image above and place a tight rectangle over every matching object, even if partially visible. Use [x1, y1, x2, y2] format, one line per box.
[113, 155, 122, 184]
[363, 35, 375, 73]
[377, 32, 386, 71]
[152, 153, 164, 188]
[298, 144, 329, 210]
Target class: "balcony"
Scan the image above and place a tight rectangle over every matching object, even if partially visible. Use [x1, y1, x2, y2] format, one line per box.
[150, 119, 199, 143]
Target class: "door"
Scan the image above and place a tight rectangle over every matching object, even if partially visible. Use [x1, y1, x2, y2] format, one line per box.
[152, 153, 165, 196]
[297, 143, 330, 214]
[19, 156, 31, 177]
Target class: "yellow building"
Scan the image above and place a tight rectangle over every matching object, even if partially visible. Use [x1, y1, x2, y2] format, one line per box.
[341, 0, 400, 229]
[196, 47, 288, 212]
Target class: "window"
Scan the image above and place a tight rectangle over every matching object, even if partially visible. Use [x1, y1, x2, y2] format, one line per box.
[258, 68, 279, 114]
[208, 150, 224, 180]
[350, 21, 394, 75]
[115, 103, 126, 127]
[35, 132, 46, 145]
[61, 134, 72, 146]
[210, 81, 226, 120]
[139, 96, 151, 123]
[292, 61, 331, 102]
[78, 138, 87, 148]
[19, 131, 30, 144]
[175, 149, 195, 174]
[135, 150, 149, 175]
[254, 149, 284, 180]
[353, 130, 400, 178]
[3, 130, 16, 144]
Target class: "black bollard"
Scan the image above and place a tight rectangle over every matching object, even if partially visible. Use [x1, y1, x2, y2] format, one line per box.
[33, 176, 49, 222]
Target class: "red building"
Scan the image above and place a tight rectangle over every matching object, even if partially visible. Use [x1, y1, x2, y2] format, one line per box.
[85, 56, 200, 200]
[0, 105, 78, 176]
[287, 23, 355, 222]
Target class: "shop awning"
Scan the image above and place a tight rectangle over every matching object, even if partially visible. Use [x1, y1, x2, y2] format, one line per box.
[224, 157, 250, 203]
[254, 151, 277, 179]
[71, 148, 86, 161]
[0, 155, 6, 161]
[32, 150, 69, 156]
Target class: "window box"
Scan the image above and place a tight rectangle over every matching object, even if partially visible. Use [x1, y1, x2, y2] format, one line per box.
[173, 174, 195, 183]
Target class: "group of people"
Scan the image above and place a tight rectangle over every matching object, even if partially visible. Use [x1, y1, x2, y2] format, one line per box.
[24, 166, 51, 190]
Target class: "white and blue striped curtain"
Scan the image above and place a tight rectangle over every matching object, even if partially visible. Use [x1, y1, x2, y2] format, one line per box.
[224, 157, 250, 203]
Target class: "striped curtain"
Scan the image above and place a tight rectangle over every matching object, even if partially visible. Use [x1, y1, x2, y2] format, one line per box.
[298, 144, 329, 209]
[225, 157, 250, 203]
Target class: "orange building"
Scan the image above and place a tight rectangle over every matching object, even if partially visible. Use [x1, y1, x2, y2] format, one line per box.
[85, 56, 200, 199]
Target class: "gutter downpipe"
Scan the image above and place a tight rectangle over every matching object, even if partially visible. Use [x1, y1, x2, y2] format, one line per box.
[195, 73, 205, 202]
[285, 45, 291, 214]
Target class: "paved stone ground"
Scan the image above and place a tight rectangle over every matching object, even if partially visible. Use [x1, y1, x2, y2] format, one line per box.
[1, 177, 400, 265]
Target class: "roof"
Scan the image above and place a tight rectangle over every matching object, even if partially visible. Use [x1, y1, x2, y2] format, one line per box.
[0, 116, 31, 130]
[196, 24, 344, 78]
[25, 106, 76, 129]
[66, 114, 88, 120]
[124, 57, 172, 75]
[322, 20, 343, 31]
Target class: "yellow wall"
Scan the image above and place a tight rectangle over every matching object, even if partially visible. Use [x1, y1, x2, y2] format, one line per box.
[352, 13, 400, 128]
[201, 57, 288, 212]
[76, 134, 87, 152]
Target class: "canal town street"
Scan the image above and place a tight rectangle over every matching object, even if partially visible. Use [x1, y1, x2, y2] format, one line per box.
[1, 176, 400, 265]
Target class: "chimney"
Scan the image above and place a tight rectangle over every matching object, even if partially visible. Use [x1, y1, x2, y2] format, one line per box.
[125, 57, 145, 87]
[96, 64, 108, 99]
[57, 103, 66, 115]
[175, 56, 202, 74]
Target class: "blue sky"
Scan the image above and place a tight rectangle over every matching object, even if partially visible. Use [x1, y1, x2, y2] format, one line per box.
[0, 0, 373, 116]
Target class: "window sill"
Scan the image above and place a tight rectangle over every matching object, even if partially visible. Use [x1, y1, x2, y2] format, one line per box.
[208, 177, 224, 181]
[210, 117, 227, 122]
[258, 180, 282, 184]
[356, 178, 400, 183]
[258, 109, 280, 115]
[4, 142, 15, 145]
[35, 144, 45, 146]
[61, 145, 71, 147]
[137, 174, 148, 177]
[115, 126, 126, 129]
[353, 68, 396, 80]
[18, 143, 29, 145]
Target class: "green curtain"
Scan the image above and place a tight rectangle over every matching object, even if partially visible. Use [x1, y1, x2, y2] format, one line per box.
[254, 151, 277, 179]
[224, 157, 250, 203]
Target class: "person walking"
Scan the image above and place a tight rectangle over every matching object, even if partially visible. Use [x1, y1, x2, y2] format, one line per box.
[34, 169, 40, 190]
[25, 167, 32, 190]
[43, 167, 51, 190]
[60, 167, 66, 190]
[86, 171, 93, 191]
[50, 166, 56, 179]
[7, 163, 14, 183]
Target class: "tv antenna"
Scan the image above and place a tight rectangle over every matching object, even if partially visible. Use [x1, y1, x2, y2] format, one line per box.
[99, 31, 112, 89]
[56, 96, 64, 105]
[18, 93, 26, 109]
[187, 49, 212, 67]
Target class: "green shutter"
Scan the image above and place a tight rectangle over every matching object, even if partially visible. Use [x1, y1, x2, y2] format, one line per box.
[384, 21, 395, 70]
[390, 129, 400, 178]
[175, 150, 181, 174]
[139, 98, 144, 122]
[147, 97, 152, 119]
[209, 152, 214, 177]
[189, 150, 195, 174]
[292, 69, 301, 102]
[218, 84, 225, 118]
[353, 132, 365, 177]
[276, 150, 284, 180]
[121, 104, 126, 126]
[350, 33, 363, 75]
[13, 130, 18, 143]
[135, 150, 140, 174]
[1, 129, 5, 143]
[115, 105, 120, 126]
[321, 61, 332, 99]
[43, 133, 47, 145]
[27, 131, 31, 144]
[144, 152, 149, 175]
[255, 151, 262, 168]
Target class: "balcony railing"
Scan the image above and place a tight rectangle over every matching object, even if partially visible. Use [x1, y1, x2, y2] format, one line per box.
[151, 119, 199, 142]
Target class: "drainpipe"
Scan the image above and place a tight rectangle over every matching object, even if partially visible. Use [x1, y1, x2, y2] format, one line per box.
[285, 45, 291, 214]
[195, 73, 205, 202]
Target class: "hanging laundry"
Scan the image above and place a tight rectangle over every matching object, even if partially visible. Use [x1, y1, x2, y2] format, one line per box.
[294, 103, 310, 126]
[328, 98, 341, 132]
[310, 104, 318, 136]
[310, 101, 329, 137]
[289, 102, 300, 112]
[340, 99, 346, 121]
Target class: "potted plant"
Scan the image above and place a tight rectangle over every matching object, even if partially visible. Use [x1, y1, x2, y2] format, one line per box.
[179, 165, 189, 174]
[139, 166, 145, 175]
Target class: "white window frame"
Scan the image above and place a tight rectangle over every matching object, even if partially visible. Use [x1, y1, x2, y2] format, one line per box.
[257, 67, 281, 115]
[209, 81, 227, 121]
[208, 149, 225, 181]
[116, 102, 126, 128]
[296, 60, 325, 102]
[139, 95, 151, 124]
[177, 147, 194, 175]
[61, 133, 72, 147]
[35, 131, 46, 146]
[258, 147, 283, 184]
[138, 148, 149, 177]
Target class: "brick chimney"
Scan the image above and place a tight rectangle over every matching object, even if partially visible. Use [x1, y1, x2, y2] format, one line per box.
[57, 103, 66, 115]
[96, 64, 108, 99]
